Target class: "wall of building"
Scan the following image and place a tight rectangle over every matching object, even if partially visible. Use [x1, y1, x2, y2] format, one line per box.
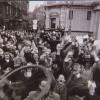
[45, 5, 93, 36]
[32, 5, 45, 30]
[70, 8, 91, 31]
[0, 1, 29, 30]
[94, 11, 100, 39]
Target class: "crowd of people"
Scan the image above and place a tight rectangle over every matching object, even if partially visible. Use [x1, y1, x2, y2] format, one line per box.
[0, 28, 100, 100]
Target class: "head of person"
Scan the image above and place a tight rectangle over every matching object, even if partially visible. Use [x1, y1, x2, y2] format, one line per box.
[41, 30, 44, 33]
[33, 53, 38, 61]
[42, 47, 48, 55]
[52, 62, 58, 69]
[89, 35, 95, 43]
[70, 79, 89, 97]
[4, 52, 10, 60]
[23, 39, 31, 47]
[39, 80, 48, 91]
[64, 50, 74, 63]
[64, 33, 72, 43]
[52, 31, 56, 35]
[72, 63, 82, 75]
[14, 57, 22, 67]
[56, 43, 63, 55]
[24, 46, 32, 53]
[64, 50, 74, 72]
[45, 49, 51, 57]
[4, 37, 8, 42]
[18, 43, 23, 51]
[52, 36, 56, 41]
[39, 59, 46, 66]
[87, 42, 93, 51]
[57, 74, 66, 85]
[17, 32, 20, 36]
[88, 80, 96, 95]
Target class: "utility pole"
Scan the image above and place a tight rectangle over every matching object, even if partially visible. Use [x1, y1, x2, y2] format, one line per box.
[69, 1, 73, 34]
[59, 5, 61, 29]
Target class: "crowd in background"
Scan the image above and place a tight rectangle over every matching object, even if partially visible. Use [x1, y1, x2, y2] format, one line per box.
[0, 28, 100, 100]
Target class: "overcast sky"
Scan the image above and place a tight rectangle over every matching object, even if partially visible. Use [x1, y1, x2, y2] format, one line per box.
[29, 1, 45, 12]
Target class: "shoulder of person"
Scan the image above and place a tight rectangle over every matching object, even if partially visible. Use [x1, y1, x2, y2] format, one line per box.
[24, 91, 37, 100]
[52, 92, 60, 98]
[29, 91, 37, 96]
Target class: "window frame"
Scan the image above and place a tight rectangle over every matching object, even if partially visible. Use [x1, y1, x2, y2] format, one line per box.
[87, 11, 91, 20]
[69, 10, 73, 20]
[51, 18, 56, 28]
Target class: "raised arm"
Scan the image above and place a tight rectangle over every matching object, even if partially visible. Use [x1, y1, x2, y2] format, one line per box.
[91, 48, 100, 69]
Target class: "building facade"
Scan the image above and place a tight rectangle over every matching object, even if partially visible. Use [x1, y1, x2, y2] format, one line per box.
[45, 1, 100, 39]
[32, 5, 45, 30]
[0, 1, 29, 30]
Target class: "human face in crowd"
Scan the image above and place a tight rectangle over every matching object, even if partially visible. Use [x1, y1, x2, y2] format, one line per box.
[52, 64, 58, 69]
[64, 51, 73, 62]
[52, 36, 56, 41]
[17, 32, 20, 36]
[33, 53, 38, 61]
[4, 52, 10, 59]
[4, 37, 8, 41]
[64, 51, 73, 70]
[18, 44, 22, 50]
[88, 80, 96, 95]
[24, 46, 32, 53]
[45, 49, 51, 57]
[87, 43, 93, 51]
[39, 80, 48, 91]
[89, 36, 95, 42]
[72, 63, 81, 75]
[7, 34, 10, 37]
[56, 44, 63, 55]
[57, 74, 66, 85]
[15, 58, 22, 67]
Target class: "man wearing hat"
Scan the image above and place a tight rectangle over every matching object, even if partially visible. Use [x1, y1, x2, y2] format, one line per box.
[68, 63, 89, 100]
[24, 80, 60, 100]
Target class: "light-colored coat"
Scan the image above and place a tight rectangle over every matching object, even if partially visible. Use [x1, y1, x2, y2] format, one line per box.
[24, 91, 60, 100]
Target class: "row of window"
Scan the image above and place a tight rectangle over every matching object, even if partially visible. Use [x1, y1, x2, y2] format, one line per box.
[0, 5, 27, 19]
[69, 10, 91, 20]
[0, 5, 19, 17]
[50, 11, 91, 28]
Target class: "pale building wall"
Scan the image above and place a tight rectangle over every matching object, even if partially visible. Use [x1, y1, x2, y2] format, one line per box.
[97, 18, 100, 39]
[46, 6, 92, 31]
[45, 2, 100, 38]
[89, 11, 95, 32]
[46, 7, 60, 29]
[96, 12, 100, 39]
[68, 8, 91, 32]
[45, 8, 50, 29]
[60, 7, 66, 29]
[93, 12, 100, 39]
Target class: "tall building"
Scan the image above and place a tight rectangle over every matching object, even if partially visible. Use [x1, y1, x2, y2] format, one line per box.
[45, 1, 100, 39]
[32, 5, 45, 30]
[0, 1, 29, 30]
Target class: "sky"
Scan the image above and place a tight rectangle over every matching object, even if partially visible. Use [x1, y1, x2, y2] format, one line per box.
[29, 1, 45, 12]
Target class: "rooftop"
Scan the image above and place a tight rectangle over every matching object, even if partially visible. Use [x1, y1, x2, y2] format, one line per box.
[45, 1, 100, 8]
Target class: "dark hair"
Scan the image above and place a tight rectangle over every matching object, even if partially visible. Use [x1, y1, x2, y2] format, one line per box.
[49, 81, 56, 92]
[70, 86, 89, 97]
[39, 59, 46, 66]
